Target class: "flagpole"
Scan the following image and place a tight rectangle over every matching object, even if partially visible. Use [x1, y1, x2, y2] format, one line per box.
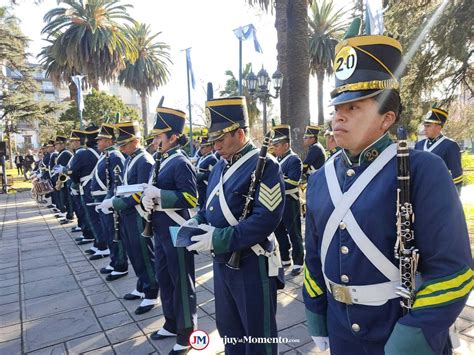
[185, 48, 194, 156]
[238, 37, 243, 95]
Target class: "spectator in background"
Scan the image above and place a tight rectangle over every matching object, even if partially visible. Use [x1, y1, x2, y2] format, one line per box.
[15, 154, 24, 176]
[23, 151, 34, 180]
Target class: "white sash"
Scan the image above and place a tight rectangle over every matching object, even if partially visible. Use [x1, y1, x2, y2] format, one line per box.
[321, 144, 399, 305]
[124, 152, 145, 185]
[424, 136, 446, 152]
[93, 154, 107, 192]
[206, 149, 259, 209]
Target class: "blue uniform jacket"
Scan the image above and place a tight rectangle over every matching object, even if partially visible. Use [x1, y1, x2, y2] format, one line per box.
[41, 152, 51, 179]
[112, 148, 154, 213]
[304, 135, 472, 354]
[196, 143, 285, 262]
[49, 151, 58, 182]
[415, 135, 463, 188]
[303, 142, 326, 177]
[196, 152, 218, 206]
[278, 149, 302, 198]
[69, 147, 99, 184]
[90, 148, 125, 197]
[151, 147, 197, 234]
[55, 149, 73, 169]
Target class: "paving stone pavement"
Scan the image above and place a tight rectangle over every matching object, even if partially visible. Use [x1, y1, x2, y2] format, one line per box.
[0, 192, 472, 354]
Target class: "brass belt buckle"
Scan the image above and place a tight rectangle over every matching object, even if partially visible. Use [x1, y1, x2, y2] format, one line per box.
[329, 282, 353, 305]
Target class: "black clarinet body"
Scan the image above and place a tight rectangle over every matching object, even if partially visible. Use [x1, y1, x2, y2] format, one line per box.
[142, 143, 162, 238]
[394, 126, 419, 314]
[226, 131, 274, 270]
[112, 165, 122, 243]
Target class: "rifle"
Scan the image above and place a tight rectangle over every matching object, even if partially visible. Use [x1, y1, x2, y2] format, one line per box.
[394, 126, 419, 314]
[227, 131, 274, 270]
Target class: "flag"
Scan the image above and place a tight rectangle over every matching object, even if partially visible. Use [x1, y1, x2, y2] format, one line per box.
[185, 48, 196, 90]
[365, 0, 384, 35]
[71, 75, 85, 112]
[233, 24, 263, 53]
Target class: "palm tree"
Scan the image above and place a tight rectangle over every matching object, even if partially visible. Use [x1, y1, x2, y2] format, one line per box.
[308, 0, 347, 125]
[118, 23, 171, 135]
[41, 0, 138, 90]
[219, 63, 260, 128]
[247, 0, 310, 154]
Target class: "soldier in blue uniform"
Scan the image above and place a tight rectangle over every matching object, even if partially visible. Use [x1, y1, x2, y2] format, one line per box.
[324, 128, 340, 157]
[53, 136, 74, 221]
[196, 133, 218, 207]
[302, 125, 326, 179]
[145, 135, 157, 155]
[303, 29, 473, 354]
[69, 126, 105, 256]
[67, 130, 90, 234]
[141, 107, 198, 355]
[182, 97, 285, 354]
[92, 124, 128, 280]
[415, 107, 463, 194]
[271, 125, 304, 276]
[44, 140, 58, 209]
[98, 121, 158, 315]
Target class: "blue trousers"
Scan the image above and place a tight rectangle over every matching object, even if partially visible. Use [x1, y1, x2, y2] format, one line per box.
[214, 253, 278, 355]
[120, 209, 158, 299]
[95, 196, 128, 272]
[274, 197, 304, 265]
[80, 184, 107, 250]
[152, 217, 196, 346]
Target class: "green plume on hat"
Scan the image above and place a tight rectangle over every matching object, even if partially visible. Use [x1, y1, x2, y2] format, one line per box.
[343, 18, 362, 39]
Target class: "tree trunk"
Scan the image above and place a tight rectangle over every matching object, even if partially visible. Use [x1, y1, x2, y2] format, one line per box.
[317, 68, 325, 126]
[141, 93, 149, 136]
[7, 130, 13, 169]
[287, 0, 310, 154]
[275, 0, 290, 122]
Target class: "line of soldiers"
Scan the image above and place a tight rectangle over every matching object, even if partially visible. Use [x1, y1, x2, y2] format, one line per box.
[32, 33, 470, 355]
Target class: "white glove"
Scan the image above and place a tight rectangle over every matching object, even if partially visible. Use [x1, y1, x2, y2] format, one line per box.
[142, 184, 161, 212]
[99, 198, 114, 214]
[71, 189, 78, 196]
[95, 205, 101, 213]
[53, 166, 63, 174]
[312, 336, 330, 351]
[186, 224, 215, 252]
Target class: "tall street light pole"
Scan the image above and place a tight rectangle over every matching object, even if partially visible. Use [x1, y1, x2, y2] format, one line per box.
[246, 67, 283, 134]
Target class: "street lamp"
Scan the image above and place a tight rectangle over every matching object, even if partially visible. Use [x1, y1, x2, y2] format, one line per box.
[245, 66, 283, 134]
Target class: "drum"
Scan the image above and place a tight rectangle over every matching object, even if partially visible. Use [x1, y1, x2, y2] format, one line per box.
[37, 179, 54, 195]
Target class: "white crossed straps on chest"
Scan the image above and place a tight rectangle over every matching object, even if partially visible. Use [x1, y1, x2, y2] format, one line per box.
[205, 149, 259, 210]
[321, 144, 400, 306]
[424, 136, 446, 152]
[79, 148, 101, 185]
[92, 153, 108, 192]
[279, 152, 300, 199]
[147, 152, 188, 226]
[123, 152, 145, 185]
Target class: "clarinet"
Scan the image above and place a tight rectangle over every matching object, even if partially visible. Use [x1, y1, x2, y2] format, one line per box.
[112, 165, 122, 243]
[142, 143, 162, 238]
[394, 126, 419, 314]
[227, 131, 274, 270]
[105, 150, 110, 191]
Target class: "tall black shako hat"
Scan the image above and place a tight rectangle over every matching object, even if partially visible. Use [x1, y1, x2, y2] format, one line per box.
[272, 124, 291, 144]
[47, 139, 55, 147]
[205, 97, 249, 142]
[304, 125, 322, 138]
[145, 135, 155, 147]
[423, 107, 448, 126]
[96, 123, 116, 140]
[115, 121, 141, 146]
[54, 135, 68, 144]
[84, 124, 99, 145]
[69, 130, 84, 142]
[152, 107, 186, 135]
[200, 133, 212, 147]
[330, 19, 403, 106]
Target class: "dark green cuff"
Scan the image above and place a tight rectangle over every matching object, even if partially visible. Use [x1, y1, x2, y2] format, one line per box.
[305, 308, 328, 337]
[112, 197, 128, 211]
[196, 173, 205, 182]
[194, 214, 206, 225]
[385, 323, 434, 355]
[160, 189, 179, 209]
[212, 226, 234, 254]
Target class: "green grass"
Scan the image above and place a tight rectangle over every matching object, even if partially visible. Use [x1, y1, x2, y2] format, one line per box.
[4, 168, 33, 191]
